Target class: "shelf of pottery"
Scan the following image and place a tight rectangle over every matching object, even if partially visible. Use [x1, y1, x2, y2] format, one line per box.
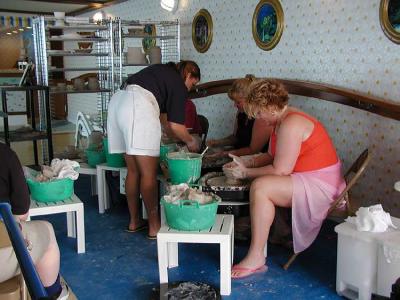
[114, 19, 180, 86]
[32, 15, 118, 129]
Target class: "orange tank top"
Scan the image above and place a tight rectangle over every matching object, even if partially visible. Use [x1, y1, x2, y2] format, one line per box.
[270, 111, 338, 172]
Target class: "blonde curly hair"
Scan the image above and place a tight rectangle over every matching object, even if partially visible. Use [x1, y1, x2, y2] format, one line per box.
[227, 75, 257, 100]
[244, 79, 289, 118]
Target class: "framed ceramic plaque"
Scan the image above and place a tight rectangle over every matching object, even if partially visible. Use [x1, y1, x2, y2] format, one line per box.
[380, 0, 400, 44]
[192, 9, 213, 53]
[252, 0, 284, 51]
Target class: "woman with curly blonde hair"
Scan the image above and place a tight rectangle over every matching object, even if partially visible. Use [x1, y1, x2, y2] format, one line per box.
[227, 79, 346, 279]
[207, 75, 272, 157]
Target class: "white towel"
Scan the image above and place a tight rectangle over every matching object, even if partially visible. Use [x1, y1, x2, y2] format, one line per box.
[50, 159, 80, 180]
[346, 204, 397, 232]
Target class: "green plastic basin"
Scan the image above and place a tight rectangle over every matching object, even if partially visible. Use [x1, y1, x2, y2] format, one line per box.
[160, 143, 178, 163]
[85, 149, 106, 167]
[161, 197, 220, 231]
[103, 138, 126, 167]
[27, 177, 74, 202]
[167, 152, 202, 184]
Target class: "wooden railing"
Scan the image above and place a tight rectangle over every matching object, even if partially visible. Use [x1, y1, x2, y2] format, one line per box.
[189, 78, 400, 121]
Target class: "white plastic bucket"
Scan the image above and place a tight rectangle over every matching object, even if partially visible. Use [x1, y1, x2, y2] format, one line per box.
[377, 229, 400, 297]
[335, 222, 379, 300]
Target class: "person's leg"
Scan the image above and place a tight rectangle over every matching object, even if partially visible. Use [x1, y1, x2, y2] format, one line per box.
[269, 207, 292, 245]
[32, 221, 60, 287]
[124, 154, 147, 231]
[20, 220, 66, 298]
[232, 175, 293, 276]
[135, 155, 160, 237]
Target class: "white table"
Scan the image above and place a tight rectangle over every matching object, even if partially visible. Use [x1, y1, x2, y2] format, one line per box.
[157, 214, 234, 296]
[78, 163, 97, 196]
[97, 163, 166, 216]
[29, 194, 85, 253]
[96, 163, 127, 213]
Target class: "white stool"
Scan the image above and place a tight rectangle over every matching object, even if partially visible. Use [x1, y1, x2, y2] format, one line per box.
[28, 194, 85, 253]
[157, 214, 234, 296]
[96, 163, 127, 213]
[78, 162, 97, 196]
[335, 218, 400, 300]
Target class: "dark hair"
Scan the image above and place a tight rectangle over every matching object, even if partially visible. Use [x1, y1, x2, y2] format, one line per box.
[168, 60, 201, 81]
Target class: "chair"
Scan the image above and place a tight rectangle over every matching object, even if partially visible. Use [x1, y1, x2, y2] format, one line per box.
[197, 114, 209, 151]
[282, 148, 372, 270]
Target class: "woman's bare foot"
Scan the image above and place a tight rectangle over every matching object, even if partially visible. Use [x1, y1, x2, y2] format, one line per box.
[148, 222, 161, 237]
[231, 252, 266, 277]
[232, 252, 267, 278]
[127, 219, 147, 232]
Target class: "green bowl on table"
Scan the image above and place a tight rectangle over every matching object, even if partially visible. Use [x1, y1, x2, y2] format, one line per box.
[85, 149, 106, 167]
[167, 152, 202, 184]
[161, 196, 220, 231]
[103, 138, 126, 167]
[27, 177, 74, 202]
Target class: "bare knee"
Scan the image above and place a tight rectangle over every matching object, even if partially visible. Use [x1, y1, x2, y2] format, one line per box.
[39, 221, 59, 251]
[250, 177, 272, 201]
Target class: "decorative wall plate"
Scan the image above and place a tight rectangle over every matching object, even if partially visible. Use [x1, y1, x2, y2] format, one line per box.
[252, 0, 284, 51]
[380, 0, 400, 44]
[192, 9, 213, 53]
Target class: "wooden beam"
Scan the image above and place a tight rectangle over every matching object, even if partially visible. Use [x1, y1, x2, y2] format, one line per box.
[0, 8, 52, 15]
[68, 0, 128, 16]
[29, 0, 103, 4]
[189, 78, 400, 121]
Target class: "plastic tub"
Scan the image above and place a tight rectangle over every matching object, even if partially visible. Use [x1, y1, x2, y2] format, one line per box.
[161, 197, 220, 231]
[160, 143, 177, 163]
[27, 177, 74, 202]
[167, 152, 202, 184]
[335, 222, 379, 300]
[85, 149, 106, 167]
[103, 138, 126, 167]
[377, 218, 400, 297]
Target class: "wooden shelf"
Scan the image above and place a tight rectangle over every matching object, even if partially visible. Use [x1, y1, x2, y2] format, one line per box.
[50, 88, 111, 94]
[48, 52, 109, 57]
[48, 25, 108, 30]
[49, 67, 110, 72]
[0, 129, 48, 142]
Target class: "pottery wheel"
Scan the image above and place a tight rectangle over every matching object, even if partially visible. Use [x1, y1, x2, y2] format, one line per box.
[202, 156, 231, 168]
[206, 175, 249, 189]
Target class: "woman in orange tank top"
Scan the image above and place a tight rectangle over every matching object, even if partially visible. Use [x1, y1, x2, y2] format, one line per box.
[226, 79, 346, 279]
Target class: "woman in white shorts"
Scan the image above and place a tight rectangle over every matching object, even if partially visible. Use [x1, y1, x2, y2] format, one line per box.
[107, 61, 201, 238]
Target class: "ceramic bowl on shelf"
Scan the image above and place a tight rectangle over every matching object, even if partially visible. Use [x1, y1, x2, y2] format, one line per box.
[78, 42, 93, 50]
[77, 31, 95, 38]
[54, 12, 65, 19]
[127, 27, 145, 36]
[126, 47, 147, 64]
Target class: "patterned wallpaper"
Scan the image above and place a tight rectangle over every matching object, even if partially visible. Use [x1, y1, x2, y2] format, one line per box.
[77, 0, 400, 215]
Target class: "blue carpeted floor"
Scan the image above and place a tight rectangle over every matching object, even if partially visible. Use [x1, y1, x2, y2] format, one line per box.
[37, 175, 343, 299]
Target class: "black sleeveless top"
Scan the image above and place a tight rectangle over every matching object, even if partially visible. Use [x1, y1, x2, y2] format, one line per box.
[235, 112, 255, 149]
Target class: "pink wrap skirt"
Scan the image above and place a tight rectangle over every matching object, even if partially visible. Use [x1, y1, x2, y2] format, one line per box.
[290, 161, 346, 253]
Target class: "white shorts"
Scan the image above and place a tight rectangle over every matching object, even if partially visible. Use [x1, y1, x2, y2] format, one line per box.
[107, 85, 161, 156]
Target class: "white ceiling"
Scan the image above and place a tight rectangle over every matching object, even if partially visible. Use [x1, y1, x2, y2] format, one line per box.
[0, 0, 87, 14]
[0, 0, 122, 16]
